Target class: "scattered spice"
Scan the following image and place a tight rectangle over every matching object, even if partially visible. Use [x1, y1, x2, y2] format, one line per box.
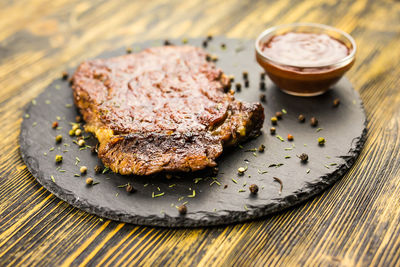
[232, 178, 238, 184]
[270, 127, 276, 135]
[187, 190, 196, 198]
[152, 192, 165, 198]
[318, 137, 326, 145]
[165, 174, 173, 179]
[182, 38, 188, 44]
[333, 98, 340, 107]
[306, 169, 311, 174]
[276, 135, 284, 142]
[298, 114, 305, 123]
[51, 175, 55, 182]
[235, 83, 242, 92]
[69, 129, 75, 136]
[62, 71, 69, 80]
[257, 169, 268, 174]
[298, 153, 309, 163]
[126, 183, 135, 193]
[273, 177, 283, 194]
[24, 114, 30, 119]
[229, 75, 235, 82]
[75, 129, 82, 136]
[249, 184, 259, 194]
[55, 135, 62, 143]
[310, 117, 318, 127]
[74, 174, 81, 177]
[78, 139, 85, 147]
[178, 205, 187, 215]
[237, 166, 247, 175]
[52, 121, 59, 128]
[86, 177, 94, 185]
[238, 189, 246, 193]
[194, 178, 203, 184]
[221, 43, 226, 49]
[207, 34, 213, 41]
[80, 166, 87, 174]
[55, 155, 63, 163]
[287, 134, 294, 141]
[282, 109, 287, 114]
[271, 117, 278, 125]
[260, 94, 266, 102]
[94, 165, 103, 174]
[242, 71, 248, 80]
[244, 80, 249, 88]
[275, 111, 283, 120]
[102, 167, 110, 174]
[49, 147, 55, 151]
[260, 72, 265, 80]
[164, 40, 171, 46]
[126, 47, 132, 53]
[224, 184, 228, 189]
[75, 116, 82, 122]
[316, 128, 323, 132]
[258, 144, 265, 152]
[260, 81, 266, 91]
[284, 156, 291, 159]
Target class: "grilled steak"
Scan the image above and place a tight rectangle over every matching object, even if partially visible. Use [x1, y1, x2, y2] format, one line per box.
[72, 46, 264, 175]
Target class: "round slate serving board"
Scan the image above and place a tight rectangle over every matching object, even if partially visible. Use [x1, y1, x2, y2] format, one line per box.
[20, 37, 367, 227]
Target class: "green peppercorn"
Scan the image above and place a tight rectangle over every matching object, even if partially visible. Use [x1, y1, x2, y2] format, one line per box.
[271, 117, 278, 125]
[178, 204, 187, 215]
[69, 129, 75, 136]
[333, 98, 340, 107]
[86, 177, 94, 185]
[55, 135, 62, 143]
[75, 129, 82, 136]
[318, 137, 325, 145]
[249, 184, 259, 194]
[55, 155, 63, 163]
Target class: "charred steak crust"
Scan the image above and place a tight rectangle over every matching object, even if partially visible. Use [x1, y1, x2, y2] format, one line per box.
[72, 46, 264, 175]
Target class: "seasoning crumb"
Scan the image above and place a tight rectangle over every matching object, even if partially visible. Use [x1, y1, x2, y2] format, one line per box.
[249, 184, 259, 194]
[178, 205, 187, 215]
[287, 134, 294, 141]
[235, 83, 242, 92]
[55, 135, 62, 143]
[55, 155, 63, 163]
[275, 111, 283, 120]
[271, 117, 278, 125]
[94, 165, 103, 174]
[260, 94, 266, 102]
[298, 114, 305, 123]
[78, 139, 85, 147]
[298, 153, 309, 163]
[333, 98, 340, 107]
[52, 121, 59, 129]
[258, 144, 265, 152]
[310, 117, 318, 127]
[80, 166, 88, 174]
[260, 81, 266, 91]
[318, 137, 326, 145]
[86, 178, 94, 185]
[62, 71, 69, 80]
[270, 127, 276, 135]
[126, 183, 135, 193]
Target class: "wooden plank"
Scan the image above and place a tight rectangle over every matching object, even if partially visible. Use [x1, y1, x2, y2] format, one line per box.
[0, 0, 400, 266]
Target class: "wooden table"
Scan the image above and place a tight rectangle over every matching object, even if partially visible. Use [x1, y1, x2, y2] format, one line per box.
[1, 0, 400, 266]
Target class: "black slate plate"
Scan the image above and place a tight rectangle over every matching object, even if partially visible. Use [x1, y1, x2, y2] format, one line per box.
[19, 37, 367, 227]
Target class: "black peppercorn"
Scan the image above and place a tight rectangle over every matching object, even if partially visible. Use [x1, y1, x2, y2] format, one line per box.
[126, 47, 132, 54]
[244, 80, 249, 88]
[207, 35, 213, 41]
[260, 94, 266, 103]
[333, 98, 340, 107]
[275, 111, 283, 120]
[164, 40, 171, 46]
[310, 117, 318, 127]
[298, 114, 305, 123]
[260, 72, 265, 80]
[298, 153, 308, 163]
[243, 71, 248, 80]
[202, 40, 208, 48]
[270, 127, 276, 135]
[249, 184, 259, 194]
[221, 43, 226, 49]
[178, 205, 187, 215]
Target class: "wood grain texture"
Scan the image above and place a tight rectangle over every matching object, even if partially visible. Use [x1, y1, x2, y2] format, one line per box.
[0, 0, 399, 266]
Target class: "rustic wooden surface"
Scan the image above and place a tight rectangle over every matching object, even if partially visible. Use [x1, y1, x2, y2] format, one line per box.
[1, 0, 399, 266]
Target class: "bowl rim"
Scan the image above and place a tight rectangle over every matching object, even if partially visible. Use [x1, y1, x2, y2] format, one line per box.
[255, 22, 357, 69]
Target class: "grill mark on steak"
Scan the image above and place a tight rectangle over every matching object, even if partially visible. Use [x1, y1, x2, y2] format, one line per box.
[72, 46, 264, 175]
